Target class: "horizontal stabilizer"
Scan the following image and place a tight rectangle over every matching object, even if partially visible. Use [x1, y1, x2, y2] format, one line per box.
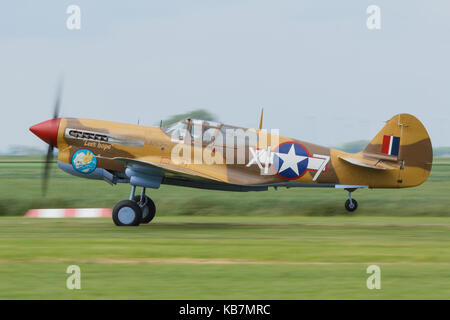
[339, 156, 399, 170]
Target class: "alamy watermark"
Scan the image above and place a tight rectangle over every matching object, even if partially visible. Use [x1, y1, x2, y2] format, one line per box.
[367, 5, 381, 30]
[164, 120, 330, 180]
[66, 265, 81, 290]
[167, 121, 280, 172]
[66, 5, 81, 30]
[366, 265, 381, 290]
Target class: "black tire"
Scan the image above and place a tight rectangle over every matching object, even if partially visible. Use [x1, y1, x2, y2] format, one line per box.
[112, 200, 142, 226]
[345, 199, 358, 212]
[133, 195, 156, 224]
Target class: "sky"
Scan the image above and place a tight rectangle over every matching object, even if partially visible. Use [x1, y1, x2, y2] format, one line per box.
[1, 0, 449, 152]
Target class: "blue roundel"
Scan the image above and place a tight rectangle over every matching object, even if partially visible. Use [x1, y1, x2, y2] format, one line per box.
[71, 149, 97, 174]
[273, 142, 309, 180]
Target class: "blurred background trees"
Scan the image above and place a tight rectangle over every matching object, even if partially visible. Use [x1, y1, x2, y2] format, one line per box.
[160, 109, 217, 127]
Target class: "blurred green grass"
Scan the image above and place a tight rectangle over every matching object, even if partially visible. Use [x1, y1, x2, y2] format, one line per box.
[0, 216, 449, 299]
[2, 262, 450, 299]
[0, 156, 449, 217]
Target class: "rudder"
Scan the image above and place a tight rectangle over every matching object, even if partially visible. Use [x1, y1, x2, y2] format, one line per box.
[362, 113, 433, 187]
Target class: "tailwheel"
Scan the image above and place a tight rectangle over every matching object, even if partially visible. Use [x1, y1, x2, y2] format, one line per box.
[345, 198, 358, 212]
[133, 195, 156, 224]
[344, 189, 358, 212]
[112, 200, 142, 226]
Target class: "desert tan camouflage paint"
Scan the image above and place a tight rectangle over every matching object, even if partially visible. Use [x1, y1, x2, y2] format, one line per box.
[54, 113, 432, 190]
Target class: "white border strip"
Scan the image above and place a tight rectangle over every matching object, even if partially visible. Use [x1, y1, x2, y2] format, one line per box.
[25, 208, 112, 218]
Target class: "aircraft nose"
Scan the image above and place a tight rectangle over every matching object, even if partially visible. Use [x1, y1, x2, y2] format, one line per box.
[29, 118, 61, 147]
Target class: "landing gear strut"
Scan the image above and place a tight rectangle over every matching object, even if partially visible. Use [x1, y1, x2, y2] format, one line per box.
[112, 185, 157, 226]
[344, 190, 358, 212]
[133, 187, 156, 224]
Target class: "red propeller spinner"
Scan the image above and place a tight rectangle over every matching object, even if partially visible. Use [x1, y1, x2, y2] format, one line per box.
[29, 118, 61, 147]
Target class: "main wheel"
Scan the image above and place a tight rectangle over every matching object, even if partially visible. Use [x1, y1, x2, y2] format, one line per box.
[133, 195, 156, 224]
[112, 200, 142, 226]
[345, 199, 358, 212]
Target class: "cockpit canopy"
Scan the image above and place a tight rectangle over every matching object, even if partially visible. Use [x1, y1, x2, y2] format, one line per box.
[163, 118, 258, 147]
[163, 119, 219, 142]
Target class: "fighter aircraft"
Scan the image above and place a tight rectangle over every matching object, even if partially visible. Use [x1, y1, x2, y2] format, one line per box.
[30, 87, 433, 226]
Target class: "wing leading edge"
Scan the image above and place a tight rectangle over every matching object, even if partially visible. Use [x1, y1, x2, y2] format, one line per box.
[111, 157, 268, 191]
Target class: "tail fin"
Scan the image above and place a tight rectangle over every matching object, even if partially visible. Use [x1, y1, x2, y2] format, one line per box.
[362, 113, 433, 187]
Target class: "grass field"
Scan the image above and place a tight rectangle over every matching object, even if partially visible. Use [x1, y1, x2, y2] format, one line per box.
[0, 156, 449, 299]
[0, 216, 449, 299]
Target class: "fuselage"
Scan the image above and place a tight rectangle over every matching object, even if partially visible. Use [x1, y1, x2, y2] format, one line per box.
[30, 115, 432, 190]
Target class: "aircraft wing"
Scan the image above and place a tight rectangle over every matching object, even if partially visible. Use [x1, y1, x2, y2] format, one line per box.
[113, 156, 222, 180]
[109, 157, 268, 191]
[339, 156, 400, 170]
